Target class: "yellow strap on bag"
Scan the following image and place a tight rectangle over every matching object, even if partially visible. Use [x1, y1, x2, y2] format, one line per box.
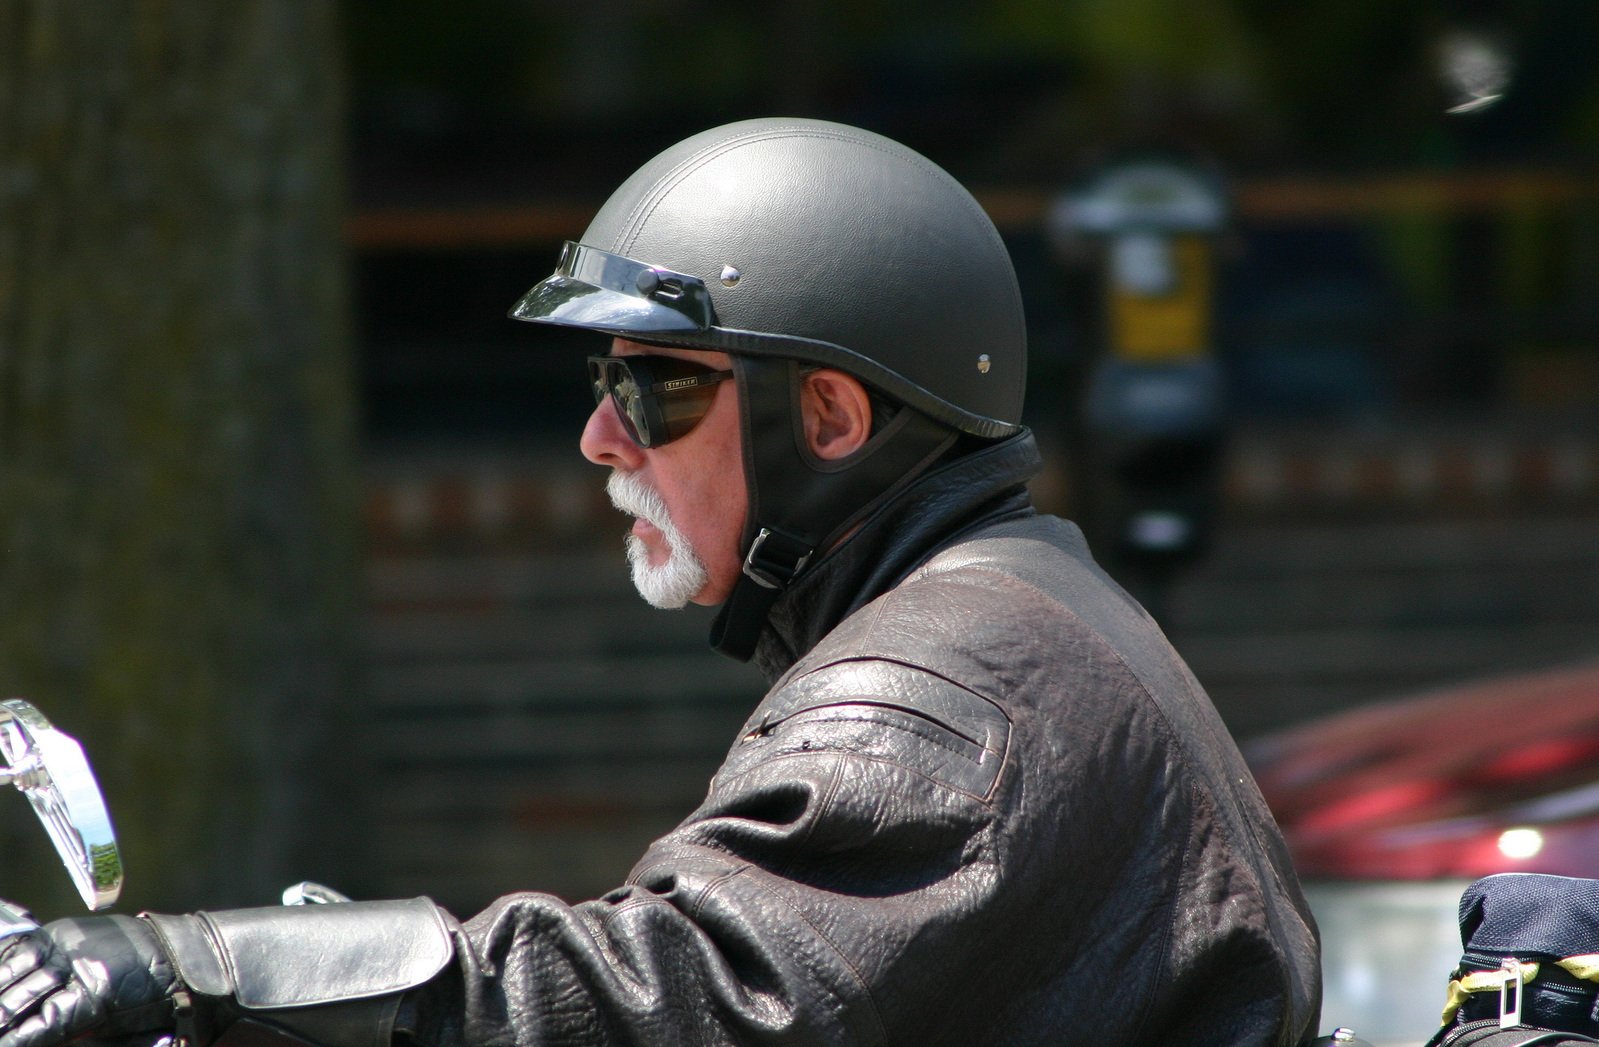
[1439, 955, 1599, 1026]
[1440, 960, 1540, 1026]
[1557, 955, 1599, 982]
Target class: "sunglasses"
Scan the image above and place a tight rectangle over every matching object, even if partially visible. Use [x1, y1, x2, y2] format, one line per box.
[588, 354, 735, 448]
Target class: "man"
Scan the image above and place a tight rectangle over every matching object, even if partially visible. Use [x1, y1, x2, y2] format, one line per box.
[0, 118, 1321, 1045]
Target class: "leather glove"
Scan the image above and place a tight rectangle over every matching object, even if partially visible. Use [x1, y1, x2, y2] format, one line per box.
[2, 899, 453, 1047]
[0, 899, 452, 1047]
[0, 915, 180, 1047]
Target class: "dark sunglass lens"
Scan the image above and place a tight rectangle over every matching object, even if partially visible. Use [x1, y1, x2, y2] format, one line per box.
[609, 363, 652, 446]
[586, 353, 730, 449]
[587, 356, 646, 445]
[625, 395, 652, 446]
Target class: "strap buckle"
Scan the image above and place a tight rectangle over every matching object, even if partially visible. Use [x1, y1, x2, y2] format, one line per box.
[741, 527, 813, 590]
[1499, 957, 1525, 1029]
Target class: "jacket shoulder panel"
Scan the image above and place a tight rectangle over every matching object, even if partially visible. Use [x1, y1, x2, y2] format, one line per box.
[724, 657, 1011, 801]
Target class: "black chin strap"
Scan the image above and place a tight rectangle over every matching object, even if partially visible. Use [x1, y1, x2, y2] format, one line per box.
[709, 356, 957, 662]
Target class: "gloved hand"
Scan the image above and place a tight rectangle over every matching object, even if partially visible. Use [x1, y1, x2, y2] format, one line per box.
[0, 914, 179, 1047]
[0, 897, 454, 1047]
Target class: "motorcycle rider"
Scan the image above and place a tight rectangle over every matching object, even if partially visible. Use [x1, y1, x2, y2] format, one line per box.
[0, 118, 1321, 1046]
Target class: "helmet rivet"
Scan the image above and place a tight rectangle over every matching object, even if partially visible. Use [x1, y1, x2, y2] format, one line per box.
[720, 265, 741, 287]
[977, 354, 992, 374]
[635, 270, 661, 295]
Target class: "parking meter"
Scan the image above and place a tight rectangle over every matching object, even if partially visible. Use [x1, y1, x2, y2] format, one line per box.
[1049, 156, 1230, 604]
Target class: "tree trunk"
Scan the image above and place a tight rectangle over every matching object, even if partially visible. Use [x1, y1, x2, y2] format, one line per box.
[0, 3, 359, 914]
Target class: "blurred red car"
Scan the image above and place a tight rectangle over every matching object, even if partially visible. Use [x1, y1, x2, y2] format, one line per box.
[1245, 659, 1599, 880]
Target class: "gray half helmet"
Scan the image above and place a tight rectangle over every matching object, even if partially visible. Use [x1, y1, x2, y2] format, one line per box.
[510, 117, 1027, 437]
[511, 118, 1029, 662]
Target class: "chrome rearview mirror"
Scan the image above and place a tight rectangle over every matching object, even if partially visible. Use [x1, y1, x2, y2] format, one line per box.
[0, 699, 122, 911]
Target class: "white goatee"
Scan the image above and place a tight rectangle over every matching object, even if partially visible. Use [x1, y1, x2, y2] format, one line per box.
[606, 471, 711, 609]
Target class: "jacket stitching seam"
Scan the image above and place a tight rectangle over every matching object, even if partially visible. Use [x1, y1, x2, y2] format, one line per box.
[698, 864, 891, 1046]
[793, 653, 1012, 725]
[1127, 721, 1197, 1044]
[755, 700, 996, 759]
[790, 752, 848, 854]
[916, 555, 1222, 1034]
[716, 747, 999, 806]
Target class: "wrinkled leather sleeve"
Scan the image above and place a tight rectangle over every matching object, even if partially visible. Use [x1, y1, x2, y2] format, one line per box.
[417, 657, 1013, 1047]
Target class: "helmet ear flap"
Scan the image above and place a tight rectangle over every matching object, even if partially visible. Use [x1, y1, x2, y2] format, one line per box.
[710, 355, 956, 662]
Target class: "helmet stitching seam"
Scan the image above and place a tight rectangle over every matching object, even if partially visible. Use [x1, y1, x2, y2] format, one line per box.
[596, 120, 1027, 432]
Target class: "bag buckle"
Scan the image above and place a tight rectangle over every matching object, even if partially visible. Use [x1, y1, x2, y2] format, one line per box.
[1498, 957, 1524, 1029]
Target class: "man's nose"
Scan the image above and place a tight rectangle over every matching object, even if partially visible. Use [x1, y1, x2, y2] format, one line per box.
[580, 398, 645, 469]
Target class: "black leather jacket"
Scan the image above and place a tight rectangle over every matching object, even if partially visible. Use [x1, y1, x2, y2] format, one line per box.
[423, 432, 1322, 1046]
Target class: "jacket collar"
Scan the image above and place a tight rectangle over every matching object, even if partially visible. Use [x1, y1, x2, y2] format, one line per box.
[750, 429, 1043, 682]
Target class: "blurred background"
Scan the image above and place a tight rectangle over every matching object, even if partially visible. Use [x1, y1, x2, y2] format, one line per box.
[3, 2, 1599, 1042]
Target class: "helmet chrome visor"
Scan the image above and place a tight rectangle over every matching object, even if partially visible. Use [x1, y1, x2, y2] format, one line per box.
[509, 242, 716, 336]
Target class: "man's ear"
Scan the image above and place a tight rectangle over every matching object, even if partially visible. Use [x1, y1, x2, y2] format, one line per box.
[800, 368, 873, 461]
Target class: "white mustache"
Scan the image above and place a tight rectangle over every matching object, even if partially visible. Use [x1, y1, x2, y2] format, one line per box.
[606, 471, 671, 532]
